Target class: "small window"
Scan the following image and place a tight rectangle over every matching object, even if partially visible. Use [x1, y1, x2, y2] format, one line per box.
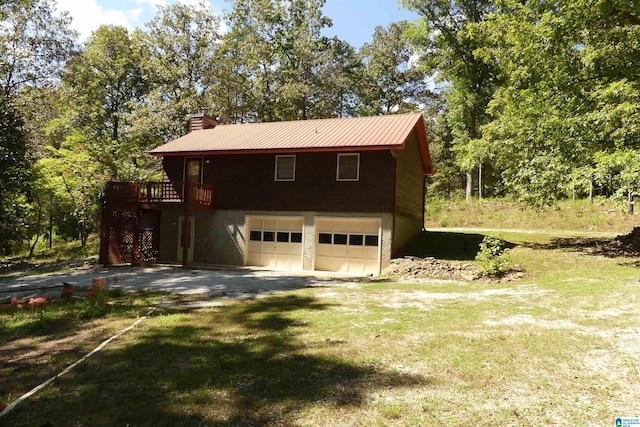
[275, 155, 295, 181]
[291, 232, 303, 243]
[185, 158, 203, 183]
[365, 235, 379, 246]
[349, 234, 364, 246]
[263, 231, 275, 242]
[318, 233, 332, 244]
[334, 233, 348, 245]
[250, 231, 262, 241]
[277, 232, 289, 242]
[337, 153, 359, 181]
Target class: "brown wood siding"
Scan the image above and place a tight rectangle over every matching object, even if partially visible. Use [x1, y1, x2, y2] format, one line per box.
[163, 157, 184, 183]
[394, 132, 425, 219]
[165, 151, 395, 213]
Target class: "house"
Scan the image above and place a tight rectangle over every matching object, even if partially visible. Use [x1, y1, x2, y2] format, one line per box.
[99, 112, 432, 275]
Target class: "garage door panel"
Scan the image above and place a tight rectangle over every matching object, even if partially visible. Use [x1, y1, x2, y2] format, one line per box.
[317, 245, 332, 256]
[363, 247, 378, 258]
[275, 244, 289, 255]
[348, 261, 365, 274]
[247, 217, 303, 270]
[363, 223, 379, 234]
[348, 246, 364, 258]
[247, 253, 262, 266]
[263, 255, 277, 267]
[262, 243, 277, 254]
[332, 246, 348, 257]
[315, 218, 381, 275]
[364, 260, 378, 273]
[263, 218, 277, 230]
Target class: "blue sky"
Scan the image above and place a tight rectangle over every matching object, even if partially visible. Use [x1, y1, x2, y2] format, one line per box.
[56, 0, 419, 48]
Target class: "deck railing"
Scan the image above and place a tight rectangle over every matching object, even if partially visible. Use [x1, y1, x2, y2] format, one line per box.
[105, 181, 213, 209]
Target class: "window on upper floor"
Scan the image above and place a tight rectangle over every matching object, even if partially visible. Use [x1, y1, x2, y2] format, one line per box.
[275, 155, 296, 181]
[185, 158, 203, 183]
[337, 153, 359, 181]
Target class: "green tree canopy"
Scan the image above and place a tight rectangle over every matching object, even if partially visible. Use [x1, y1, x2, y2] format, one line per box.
[0, 97, 30, 254]
[62, 25, 153, 181]
[472, 0, 640, 205]
[0, 0, 77, 100]
[357, 21, 429, 115]
[137, 1, 222, 139]
[402, 0, 500, 200]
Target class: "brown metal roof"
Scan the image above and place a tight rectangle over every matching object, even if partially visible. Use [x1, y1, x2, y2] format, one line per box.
[150, 113, 432, 174]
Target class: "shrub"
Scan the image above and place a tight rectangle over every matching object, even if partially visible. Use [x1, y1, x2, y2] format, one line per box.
[475, 236, 511, 276]
[75, 288, 109, 319]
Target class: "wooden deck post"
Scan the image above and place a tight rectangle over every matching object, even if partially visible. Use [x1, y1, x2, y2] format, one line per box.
[182, 182, 190, 268]
[98, 207, 110, 265]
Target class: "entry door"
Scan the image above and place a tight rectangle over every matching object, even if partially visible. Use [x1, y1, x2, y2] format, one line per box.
[315, 218, 381, 275]
[177, 215, 195, 263]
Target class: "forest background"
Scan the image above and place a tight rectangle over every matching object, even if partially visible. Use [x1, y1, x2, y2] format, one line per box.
[1, 0, 639, 256]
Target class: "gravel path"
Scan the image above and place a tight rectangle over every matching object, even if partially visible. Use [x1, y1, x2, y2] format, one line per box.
[0, 265, 357, 301]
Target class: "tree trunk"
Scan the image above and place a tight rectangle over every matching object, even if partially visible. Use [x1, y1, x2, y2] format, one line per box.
[589, 180, 594, 204]
[80, 221, 86, 246]
[465, 171, 473, 201]
[49, 195, 53, 249]
[478, 165, 483, 200]
[29, 198, 43, 259]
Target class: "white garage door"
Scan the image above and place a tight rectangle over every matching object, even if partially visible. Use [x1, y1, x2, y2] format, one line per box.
[247, 217, 303, 269]
[315, 218, 381, 275]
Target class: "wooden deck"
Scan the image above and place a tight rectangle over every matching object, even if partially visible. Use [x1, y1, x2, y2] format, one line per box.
[104, 181, 214, 210]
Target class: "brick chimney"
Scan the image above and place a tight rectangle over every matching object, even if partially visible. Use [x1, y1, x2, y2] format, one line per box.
[189, 110, 219, 131]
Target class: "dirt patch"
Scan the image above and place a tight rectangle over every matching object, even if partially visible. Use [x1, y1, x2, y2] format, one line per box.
[0, 321, 114, 367]
[382, 257, 480, 282]
[536, 227, 640, 258]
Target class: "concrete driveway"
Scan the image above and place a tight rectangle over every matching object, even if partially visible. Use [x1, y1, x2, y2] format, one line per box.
[0, 265, 363, 302]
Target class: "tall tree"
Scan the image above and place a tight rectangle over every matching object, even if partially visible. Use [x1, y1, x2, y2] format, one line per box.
[223, 0, 283, 122]
[357, 21, 428, 115]
[0, 0, 77, 252]
[402, 0, 499, 200]
[225, 0, 350, 121]
[0, 97, 30, 254]
[473, 0, 640, 206]
[0, 0, 77, 101]
[310, 37, 361, 118]
[62, 25, 151, 180]
[211, 35, 254, 123]
[275, 0, 335, 120]
[137, 1, 222, 139]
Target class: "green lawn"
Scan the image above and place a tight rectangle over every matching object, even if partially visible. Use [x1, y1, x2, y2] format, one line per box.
[1, 229, 639, 426]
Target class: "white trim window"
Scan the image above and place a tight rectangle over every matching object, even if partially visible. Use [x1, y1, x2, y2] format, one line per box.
[275, 155, 296, 181]
[337, 153, 360, 181]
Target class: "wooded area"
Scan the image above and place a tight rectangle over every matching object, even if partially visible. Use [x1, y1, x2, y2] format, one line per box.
[1, 0, 639, 255]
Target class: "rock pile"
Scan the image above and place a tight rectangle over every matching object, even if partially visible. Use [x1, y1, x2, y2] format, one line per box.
[382, 257, 480, 282]
[606, 227, 640, 256]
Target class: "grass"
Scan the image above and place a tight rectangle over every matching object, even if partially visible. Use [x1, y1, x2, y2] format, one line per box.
[0, 234, 99, 279]
[425, 196, 638, 233]
[1, 228, 640, 426]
